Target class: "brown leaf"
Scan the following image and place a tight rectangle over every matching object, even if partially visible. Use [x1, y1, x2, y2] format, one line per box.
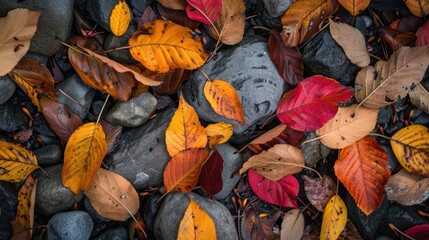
[158, 3, 201, 30]
[281, 209, 305, 240]
[100, 120, 122, 154]
[302, 175, 336, 212]
[157, 0, 188, 10]
[152, 68, 191, 95]
[409, 83, 429, 113]
[385, 168, 429, 205]
[381, 27, 416, 51]
[241, 209, 281, 240]
[338, 0, 370, 16]
[16, 175, 36, 238]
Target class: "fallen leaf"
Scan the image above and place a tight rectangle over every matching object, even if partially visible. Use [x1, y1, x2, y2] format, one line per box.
[129, 20, 208, 73]
[40, 97, 83, 142]
[338, 0, 370, 16]
[11, 220, 31, 240]
[198, 151, 223, 196]
[0, 141, 39, 183]
[138, 6, 157, 27]
[186, 0, 222, 25]
[165, 94, 207, 157]
[0, 9, 40, 76]
[354, 46, 429, 108]
[409, 83, 429, 113]
[206, 0, 245, 45]
[380, 27, 416, 51]
[248, 169, 299, 208]
[241, 209, 281, 240]
[302, 175, 336, 212]
[110, 0, 131, 36]
[204, 80, 245, 123]
[316, 105, 378, 149]
[85, 168, 139, 221]
[276, 75, 354, 132]
[404, 0, 429, 17]
[164, 148, 210, 192]
[158, 3, 201, 30]
[268, 32, 304, 86]
[178, 197, 216, 240]
[320, 195, 348, 240]
[391, 124, 429, 177]
[240, 144, 304, 181]
[404, 224, 429, 240]
[281, 209, 305, 240]
[62, 123, 107, 195]
[416, 19, 429, 46]
[385, 168, 429, 205]
[14, 128, 33, 144]
[335, 137, 390, 215]
[153, 68, 191, 95]
[281, 0, 339, 47]
[329, 19, 370, 67]
[100, 120, 122, 154]
[157, 0, 188, 10]
[16, 175, 36, 238]
[205, 122, 233, 147]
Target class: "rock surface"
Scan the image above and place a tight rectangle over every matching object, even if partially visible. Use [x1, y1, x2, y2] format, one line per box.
[0, 102, 28, 132]
[0, 76, 16, 105]
[300, 132, 331, 167]
[0, 182, 17, 240]
[105, 92, 157, 127]
[262, 0, 293, 17]
[33, 144, 63, 166]
[93, 227, 128, 240]
[214, 144, 244, 200]
[104, 23, 138, 64]
[47, 211, 93, 240]
[107, 108, 175, 190]
[154, 192, 238, 240]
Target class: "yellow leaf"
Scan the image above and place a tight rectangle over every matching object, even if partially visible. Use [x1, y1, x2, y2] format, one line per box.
[204, 80, 245, 123]
[338, 0, 371, 16]
[391, 124, 429, 177]
[205, 122, 233, 147]
[0, 9, 40, 76]
[178, 197, 216, 240]
[165, 95, 207, 157]
[110, 0, 131, 36]
[129, 20, 208, 73]
[0, 141, 39, 183]
[62, 123, 107, 195]
[16, 175, 36, 239]
[320, 195, 347, 240]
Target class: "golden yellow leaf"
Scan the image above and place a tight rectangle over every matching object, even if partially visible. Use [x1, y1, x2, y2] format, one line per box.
[129, 20, 208, 73]
[16, 175, 36, 238]
[178, 197, 216, 240]
[110, 0, 131, 36]
[204, 80, 245, 123]
[338, 0, 371, 16]
[205, 122, 233, 147]
[391, 124, 429, 177]
[165, 95, 207, 157]
[320, 195, 347, 240]
[62, 123, 107, 195]
[0, 141, 39, 183]
[0, 9, 40, 76]
[404, 0, 429, 17]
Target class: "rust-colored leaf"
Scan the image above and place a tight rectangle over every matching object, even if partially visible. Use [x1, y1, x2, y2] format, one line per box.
[205, 122, 233, 147]
[157, 0, 188, 10]
[0, 141, 39, 183]
[302, 175, 336, 212]
[338, 0, 370, 16]
[16, 175, 36, 239]
[110, 0, 131, 36]
[62, 122, 107, 195]
[100, 120, 122, 154]
[163, 148, 210, 192]
[178, 197, 216, 240]
[381, 27, 416, 51]
[241, 209, 281, 240]
[153, 68, 191, 95]
[404, 0, 429, 17]
[320, 195, 348, 240]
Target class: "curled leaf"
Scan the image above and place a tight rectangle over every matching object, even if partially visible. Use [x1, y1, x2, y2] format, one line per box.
[0, 141, 39, 183]
[205, 122, 233, 147]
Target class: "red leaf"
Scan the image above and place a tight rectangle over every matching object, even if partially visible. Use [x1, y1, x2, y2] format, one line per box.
[186, 0, 222, 25]
[405, 224, 429, 240]
[268, 32, 304, 86]
[198, 151, 223, 196]
[248, 169, 299, 208]
[276, 75, 354, 132]
[416, 19, 429, 46]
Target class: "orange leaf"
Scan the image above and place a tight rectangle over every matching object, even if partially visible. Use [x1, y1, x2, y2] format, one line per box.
[203, 80, 245, 123]
[178, 197, 216, 240]
[205, 122, 233, 147]
[165, 94, 207, 157]
[16, 175, 36, 238]
[0, 141, 39, 183]
[338, 0, 370, 16]
[334, 137, 391, 215]
[110, 0, 131, 36]
[404, 0, 429, 17]
[62, 123, 107, 195]
[164, 148, 210, 192]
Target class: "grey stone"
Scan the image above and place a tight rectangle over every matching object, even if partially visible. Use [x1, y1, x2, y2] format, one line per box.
[86, 0, 131, 32]
[47, 211, 93, 240]
[0, 102, 28, 132]
[214, 144, 244, 200]
[182, 34, 285, 138]
[33, 145, 63, 166]
[35, 164, 76, 216]
[104, 24, 138, 64]
[0, 76, 16, 105]
[83, 197, 110, 222]
[0, 182, 17, 221]
[154, 192, 238, 240]
[24, 52, 48, 66]
[262, 0, 293, 17]
[57, 74, 96, 120]
[300, 132, 331, 167]
[93, 227, 128, 240]
[0, 0, 74, 56]
[107, 108, 175, 190]
[105, 92, 157, 127]
[302, 28, 360, 86]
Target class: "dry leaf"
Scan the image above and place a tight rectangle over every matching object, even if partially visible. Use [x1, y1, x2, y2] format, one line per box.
[338, 0, 370, 16]
[385, 168, 429, 205]
[62, 123, 107, 195]
[241, 209, 282, 240]
[404, 0, 429, 17]
[391, 124, 429, 177]
[178, 197, 216, 240]
[329, 19, 370, 67]
[85, 168, 139, 221]
[316, 105, 378, 149]
[203, 80, 245, 123]
[281, 209, 305, 240]
[0, 141, 39, 183]
[165, 94, 207, 157]
[16, 175, 36, 239]
[320, 195, 348, 240]
[205, 122, 233, 147]
[100, 120, 122, 154]
[354, 46, 429, 108]
[0, 9, 40, 76]
[206, 0, 245, 45]
[302, 175, 336, 212]
[153, 68, 191, 95]
[110, 0, 131, 36]
[409, 83, 429, 113]
[129, 20, 208, 72]
[157, 0, 188, 10]
[186, 0, 222, 25]
[380, 27, 416, 51]
[240, 144, 304, 181]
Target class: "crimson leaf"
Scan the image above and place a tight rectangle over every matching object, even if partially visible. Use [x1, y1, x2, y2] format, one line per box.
[186, 0, 222, 25]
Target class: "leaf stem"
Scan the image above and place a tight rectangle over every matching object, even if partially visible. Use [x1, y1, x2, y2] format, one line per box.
[368, 132, 392, 141]
[198, 69, 211, 81]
